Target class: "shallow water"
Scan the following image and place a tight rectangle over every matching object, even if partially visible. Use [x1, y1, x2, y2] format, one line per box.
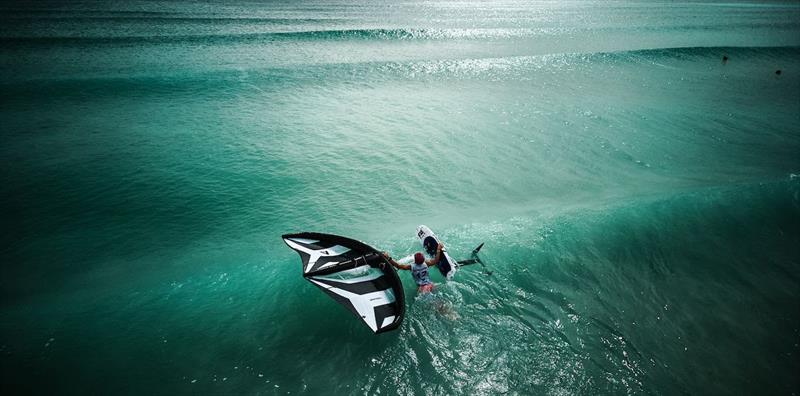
[1, 1, 799, 394]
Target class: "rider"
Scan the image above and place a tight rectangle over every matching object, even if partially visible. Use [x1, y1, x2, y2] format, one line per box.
[382, 243, 444, 293]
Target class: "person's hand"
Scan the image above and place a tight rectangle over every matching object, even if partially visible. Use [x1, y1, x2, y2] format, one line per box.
[382, 251, 391, 260]
[437, 243, 444, 252]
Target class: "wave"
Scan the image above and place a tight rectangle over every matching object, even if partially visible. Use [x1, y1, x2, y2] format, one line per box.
[266, 177, 800, 394]
[0, 28, 566, 47]
[2, 18, 798, 47]
[278, 44, 798, 83]
[497, 177, 800, 393]
[370, 44, 796, 73]
[0, 9, 177, 16]
[2, 45, 796, 94]
[3, 15, 797, 58]
[537, 177, 800, 265]
[1, 16, 349, 23]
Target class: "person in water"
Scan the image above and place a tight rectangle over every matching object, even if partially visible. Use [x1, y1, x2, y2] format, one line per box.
[382, 243, 444, 293]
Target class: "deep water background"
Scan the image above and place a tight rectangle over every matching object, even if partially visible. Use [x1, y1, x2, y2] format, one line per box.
[1, 1, 799, 395]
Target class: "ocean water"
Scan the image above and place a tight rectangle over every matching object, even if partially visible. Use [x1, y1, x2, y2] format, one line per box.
[1, 0, 799, 394]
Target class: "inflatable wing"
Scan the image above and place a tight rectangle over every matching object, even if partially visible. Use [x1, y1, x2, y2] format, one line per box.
[282, 232, 405, 334]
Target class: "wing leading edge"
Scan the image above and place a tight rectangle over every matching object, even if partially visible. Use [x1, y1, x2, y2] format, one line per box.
[282, 232, 405, 334]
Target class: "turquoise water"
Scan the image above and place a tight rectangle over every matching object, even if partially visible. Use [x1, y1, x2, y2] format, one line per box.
[2, 0, 799, 394]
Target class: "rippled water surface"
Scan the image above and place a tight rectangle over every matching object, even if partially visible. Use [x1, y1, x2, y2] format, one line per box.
[1, 1, 799, 395]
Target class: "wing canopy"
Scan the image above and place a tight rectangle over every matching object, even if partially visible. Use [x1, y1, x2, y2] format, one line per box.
[282, 232, 405, 334]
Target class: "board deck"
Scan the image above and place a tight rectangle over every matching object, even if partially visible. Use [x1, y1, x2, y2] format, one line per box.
[416, 225, 458, 279]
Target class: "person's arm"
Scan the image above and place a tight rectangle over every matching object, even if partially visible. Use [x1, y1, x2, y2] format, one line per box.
[382, 252, 411, 270]
[426, 244, 444, 267]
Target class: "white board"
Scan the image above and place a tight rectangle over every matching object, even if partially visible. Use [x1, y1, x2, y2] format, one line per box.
[416, 225, 458, 279]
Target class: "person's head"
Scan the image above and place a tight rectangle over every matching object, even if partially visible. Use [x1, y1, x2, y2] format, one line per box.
[414, 252, 425, 264]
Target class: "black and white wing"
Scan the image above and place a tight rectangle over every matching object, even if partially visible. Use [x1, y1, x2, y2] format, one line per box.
[282, 232, 405, 334]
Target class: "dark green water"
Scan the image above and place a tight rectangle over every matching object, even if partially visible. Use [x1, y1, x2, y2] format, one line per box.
[1, 1, 799, 395]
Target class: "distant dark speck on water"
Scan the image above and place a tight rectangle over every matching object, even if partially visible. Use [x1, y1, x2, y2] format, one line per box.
[722, 55, 729, 64]
[775, 69, 782, 75]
